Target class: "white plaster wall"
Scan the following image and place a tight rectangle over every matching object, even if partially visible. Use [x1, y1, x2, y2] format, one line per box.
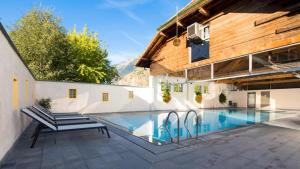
[186, 82, 230, 109]
[150, 76, 230, 110]
[231, 89, 300, 110]
[35, 81, 153, 114]
[151, 75, 188, 110]
[0, 31, 35, 161]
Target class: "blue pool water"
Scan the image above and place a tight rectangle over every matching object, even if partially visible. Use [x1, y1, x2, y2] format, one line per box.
[96, 109, 291, 145]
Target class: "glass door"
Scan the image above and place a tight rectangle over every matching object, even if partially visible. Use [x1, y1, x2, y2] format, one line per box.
[247, 92, 256, 108]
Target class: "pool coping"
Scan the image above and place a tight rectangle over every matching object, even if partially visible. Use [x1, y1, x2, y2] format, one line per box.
[88, 109, 299, 154]
[94, 118, 267, 154]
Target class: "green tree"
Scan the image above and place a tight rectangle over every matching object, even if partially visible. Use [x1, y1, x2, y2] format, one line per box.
[67, 26, 119, 83]
[10, 7, 119, 84]
[9, 7, 69, 80]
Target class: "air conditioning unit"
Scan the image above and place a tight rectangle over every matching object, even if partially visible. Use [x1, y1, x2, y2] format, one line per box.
[187, 23, 204, 40]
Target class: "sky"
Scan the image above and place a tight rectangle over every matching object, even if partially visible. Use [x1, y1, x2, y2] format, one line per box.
[0, 0, 189, 64]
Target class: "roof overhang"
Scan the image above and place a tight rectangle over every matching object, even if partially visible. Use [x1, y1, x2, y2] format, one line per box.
[135, 0, 218, 68]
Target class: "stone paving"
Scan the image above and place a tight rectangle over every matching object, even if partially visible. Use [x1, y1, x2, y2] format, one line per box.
[1, 118, 300, 169]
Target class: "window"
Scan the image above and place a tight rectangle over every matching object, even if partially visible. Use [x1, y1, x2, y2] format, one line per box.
[188, 65, 211, 81]
[12, 78, 19, 109]
[203, 85, 209, 94]
[203, 26, 210, 40]
[161, 82, 170, 92]
[174, 84, 183, 92]
[190, 25, 210, 63]
[194, 85, 202, 93]
[68, 89, 77, 99]
[214, 56, 249, 79]
[129, 91, 134, 99]
[102, 93, 109, 102]
[261, 91, 270, 107]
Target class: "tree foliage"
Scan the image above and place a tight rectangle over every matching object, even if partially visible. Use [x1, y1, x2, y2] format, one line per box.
[9, 7, 119, 83]
[9, 8, 69, 80]
[67, 26, 119, 83]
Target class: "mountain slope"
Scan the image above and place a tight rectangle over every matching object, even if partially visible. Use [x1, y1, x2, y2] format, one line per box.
[117, 67, 149, 87]
[115, 58, 149, 87]
[115, 57, 137, 77]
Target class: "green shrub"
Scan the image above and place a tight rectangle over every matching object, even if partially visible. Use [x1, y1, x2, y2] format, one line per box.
[162, 86, 171, 103]
[219, 93, 227, 104]
[37, 98, 52, 109]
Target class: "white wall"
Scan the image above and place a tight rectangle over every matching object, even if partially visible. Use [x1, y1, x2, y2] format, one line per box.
[150, 75, 300, 111]
[0, 29, 35, 161]
[150, 75, 188, 110]
[35, 81, 153, 114]
[231, 88, 300, 110]
[150, 76, 230, 110]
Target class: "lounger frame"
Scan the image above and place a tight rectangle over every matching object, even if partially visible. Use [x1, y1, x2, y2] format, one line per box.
[21, 108, 110, 148]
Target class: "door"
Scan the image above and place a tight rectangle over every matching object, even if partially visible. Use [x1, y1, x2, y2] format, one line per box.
[247, 92, 256, 108]
[261, 91, 270, 108]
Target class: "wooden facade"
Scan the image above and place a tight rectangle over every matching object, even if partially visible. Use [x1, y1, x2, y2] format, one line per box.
[136, 0, 300, 78]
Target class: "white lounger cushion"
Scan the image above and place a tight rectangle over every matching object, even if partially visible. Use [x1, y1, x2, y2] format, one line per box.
[22, 108, 57, 130]
[57, 123, 105, 131]
[33, 105, 89, 120]
[55, 116, 89, 120]
[21, 108, 106, 132]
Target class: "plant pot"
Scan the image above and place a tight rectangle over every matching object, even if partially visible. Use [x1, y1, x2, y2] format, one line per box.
[163, 95, 171, 103]
[195, 95, 202, 104]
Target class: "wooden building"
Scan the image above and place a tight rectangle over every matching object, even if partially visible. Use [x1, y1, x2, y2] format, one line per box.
[136, 0, 300, 91]
[136, 0, 300, 90]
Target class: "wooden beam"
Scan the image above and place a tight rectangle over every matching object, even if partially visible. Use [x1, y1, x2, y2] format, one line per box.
[198, 7, 210, 17]
[254, 11, 290, 26]
[275, 24, 300, 34]
[176, 21, 184, 27]
[202, 11, 224, 24]
[217, 73, 295, 84]
[240, 78, 300, 86]
[150, 58, 164, 63]
[159, 31, 167, 37]
[254, 2, 300, 26]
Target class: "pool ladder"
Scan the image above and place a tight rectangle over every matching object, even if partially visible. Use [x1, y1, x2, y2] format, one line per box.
[165, 110, 200, 144]
[165, 111, 180, 144]
[184, 110, 199, 140]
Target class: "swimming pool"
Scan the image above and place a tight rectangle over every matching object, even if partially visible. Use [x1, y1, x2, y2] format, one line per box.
[95, 109, 293, 145]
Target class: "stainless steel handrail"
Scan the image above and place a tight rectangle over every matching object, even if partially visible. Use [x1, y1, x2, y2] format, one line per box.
[184, 110, 199, 139]
[165, 111, 180, 144]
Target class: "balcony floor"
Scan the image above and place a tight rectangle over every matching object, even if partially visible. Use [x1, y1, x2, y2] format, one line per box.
[1, 117, 300, 169]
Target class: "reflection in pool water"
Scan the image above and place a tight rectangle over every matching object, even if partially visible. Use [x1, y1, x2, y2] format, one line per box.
[95, 109, 292, 145]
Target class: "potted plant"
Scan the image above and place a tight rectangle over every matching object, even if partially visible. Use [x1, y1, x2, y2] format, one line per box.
[162, 87, 171, 103]
[194, 85, 202, 104]
[36, 98, 52, 110]
[219, 93, 227, 105]
[195, 91, 202, 104]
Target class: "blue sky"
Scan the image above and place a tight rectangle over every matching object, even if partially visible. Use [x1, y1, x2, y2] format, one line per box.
[0, 0, 189, 64]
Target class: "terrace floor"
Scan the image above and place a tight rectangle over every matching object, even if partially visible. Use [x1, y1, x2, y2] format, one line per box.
[1, 116, 300, 169]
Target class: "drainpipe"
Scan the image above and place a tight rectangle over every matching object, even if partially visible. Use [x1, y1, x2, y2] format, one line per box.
[185, 69, 189, 109]
[249, 54, 253, 74]
[211, 63, 214, 80]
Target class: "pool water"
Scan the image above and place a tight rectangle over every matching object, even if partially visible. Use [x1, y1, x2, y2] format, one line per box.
[95, 109, 292, 145]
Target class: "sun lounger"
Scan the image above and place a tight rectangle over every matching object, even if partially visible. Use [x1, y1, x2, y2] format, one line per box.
[21, 108, 110, 148]
[35, 104, 80, 116]
[32, 105, 89, 121]
[28, 107, 97, 126]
